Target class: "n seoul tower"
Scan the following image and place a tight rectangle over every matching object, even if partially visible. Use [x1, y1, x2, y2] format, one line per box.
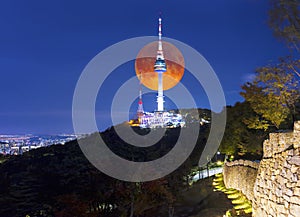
[154, 17, 167, 112]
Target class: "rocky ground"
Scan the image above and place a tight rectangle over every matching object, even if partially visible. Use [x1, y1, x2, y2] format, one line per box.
[189, 190, 233, 217]
[172, 176, 233, 217]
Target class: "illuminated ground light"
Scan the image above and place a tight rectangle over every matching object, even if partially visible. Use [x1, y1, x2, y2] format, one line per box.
[212, 173, 252, 216]
[217, 160, 223, 166]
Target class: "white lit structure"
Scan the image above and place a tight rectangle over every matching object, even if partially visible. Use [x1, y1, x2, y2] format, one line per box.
[154, 17, 167, 112]
[137, 74, 144, 124]
[139, 111, 185, 128]
[130, 16, 185, 129]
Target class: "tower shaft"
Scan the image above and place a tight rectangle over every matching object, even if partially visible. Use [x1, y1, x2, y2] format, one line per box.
[157, 72, 164, 111]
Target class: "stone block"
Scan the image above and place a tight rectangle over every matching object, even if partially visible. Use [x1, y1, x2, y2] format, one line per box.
[293, 132, 300, 148]
[294, 187, 300, 196]
[294, 121, 300, 132]
[276, 188, 283, 197]
[284, 200, 289, 208]
[281, 168, 287, 177]
[278, 212, 287, 217]
[277, 175, 288, 185]
[287, 169, 295, 180]
[292, 174, 298, 182]
[277, 133, 294, 152]
[284, 160, 292, 169]
[290, 196, 300, 204]
[287, 182, 296, 188]
[267, 180, 273, 188]
[264, 140, 273, 158]
[291, 165, 298, 173]
[275, 203, 285, 213]
[270, 133, 280, 144]
[294, 148, 300, 156]
[288, 149, 294, 156]
[268, 208, 275, 216]
[289, 156, 300, 166]
[290, 203, 300, 216]
[283, 194, 291, 202]
[283, 188, 294, 197]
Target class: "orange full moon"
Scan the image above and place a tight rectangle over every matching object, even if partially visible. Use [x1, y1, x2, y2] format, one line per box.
[135, 41, 185, 91]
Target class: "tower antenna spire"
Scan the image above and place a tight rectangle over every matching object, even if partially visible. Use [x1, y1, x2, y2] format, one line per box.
[158, 15, 163, 53]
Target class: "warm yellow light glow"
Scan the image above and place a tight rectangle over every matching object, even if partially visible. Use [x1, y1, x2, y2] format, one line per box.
[217, 161, 223, 166]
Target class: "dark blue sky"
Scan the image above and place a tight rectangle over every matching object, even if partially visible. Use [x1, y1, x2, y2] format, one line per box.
[0, 0, 289, 134]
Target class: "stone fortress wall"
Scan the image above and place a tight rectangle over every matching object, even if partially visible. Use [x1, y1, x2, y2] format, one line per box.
[223, 121, 300, 217]
[223, 159, 259, 202]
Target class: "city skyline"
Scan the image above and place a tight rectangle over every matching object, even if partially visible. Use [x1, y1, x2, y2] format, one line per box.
[0, 0, 290, 134]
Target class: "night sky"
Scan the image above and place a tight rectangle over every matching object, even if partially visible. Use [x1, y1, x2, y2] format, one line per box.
[0, 0, 289, 134]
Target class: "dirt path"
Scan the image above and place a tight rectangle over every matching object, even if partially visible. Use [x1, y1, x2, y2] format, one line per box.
[189, 190, 233, 217]
[172, 177, 233, 217]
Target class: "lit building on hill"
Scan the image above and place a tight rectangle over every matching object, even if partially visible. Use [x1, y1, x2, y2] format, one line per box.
[139, 111, 185, 128]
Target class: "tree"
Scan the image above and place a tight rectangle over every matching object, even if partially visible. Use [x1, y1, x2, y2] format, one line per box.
[54, 194, 95, 217]
[240, 1, 300, 130]
[283, 56, 300, 78]
[219, 102, 267, 159]
[113, 179, 175, 217]
[241, 58, 300, 130]
[268, 0, 300, 51]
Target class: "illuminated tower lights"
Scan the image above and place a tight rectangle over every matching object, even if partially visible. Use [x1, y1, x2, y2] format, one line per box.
[131, 16, 186, 129]
[137, 87, 144, 115]
[154, 17, 167, 112]
[137, 74, 144, 123]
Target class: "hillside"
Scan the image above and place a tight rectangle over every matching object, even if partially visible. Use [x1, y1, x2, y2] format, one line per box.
[0, 123, 210, 217]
